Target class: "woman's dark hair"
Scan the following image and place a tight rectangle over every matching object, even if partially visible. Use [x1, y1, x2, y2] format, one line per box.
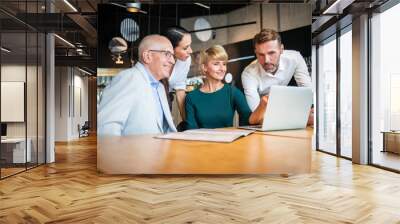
[164, 26, 190, 48]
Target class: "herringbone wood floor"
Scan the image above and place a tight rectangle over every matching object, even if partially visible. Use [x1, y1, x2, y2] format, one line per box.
[1, 135, 400, 223]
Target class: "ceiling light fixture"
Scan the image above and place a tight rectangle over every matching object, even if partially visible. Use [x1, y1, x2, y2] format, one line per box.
[322, 0, 354, 15]
[1, 47, 11, 53]
[126, 2, 141, 13]
[76, 48, 84, 55]
[54, 34, 76, 48]
[194, 3, 210, 10]
[77, 67, 92, 76]
[63, 0, 78, 12]
[75, 42, 85, 48]
[109, 2, 147, 14]
[227, 55, 255, 63]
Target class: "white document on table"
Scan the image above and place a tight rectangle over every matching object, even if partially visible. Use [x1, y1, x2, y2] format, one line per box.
[154, 129, 255, 143]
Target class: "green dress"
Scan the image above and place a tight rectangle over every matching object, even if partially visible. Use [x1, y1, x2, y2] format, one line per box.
[185, 84, 252, 129]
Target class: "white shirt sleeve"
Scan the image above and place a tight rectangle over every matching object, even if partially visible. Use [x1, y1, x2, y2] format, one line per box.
[293, 52, 312, 88]
[241, 67, 260, 112]
[98, 70, 135, 136]
[168, 56, 191, 92]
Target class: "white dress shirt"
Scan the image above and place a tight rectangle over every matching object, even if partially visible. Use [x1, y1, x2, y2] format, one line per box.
[138, 63, 169, 133]
[241, 50, 312, 111]
[168, 56, 191, 92]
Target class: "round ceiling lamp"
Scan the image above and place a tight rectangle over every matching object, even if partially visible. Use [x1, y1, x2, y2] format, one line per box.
[108, 37, 128, 64]
[225, 73, 233, 84]
[126, 2, 141, 13]
[194, 17, 212, 42]
[120, 18, 140, 42]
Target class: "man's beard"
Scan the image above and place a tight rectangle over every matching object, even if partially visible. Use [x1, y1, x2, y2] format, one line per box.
[262, 62, 279, 74]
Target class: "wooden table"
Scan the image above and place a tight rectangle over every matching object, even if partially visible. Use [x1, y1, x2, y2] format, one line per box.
[1, 138, 31, 164]
[382, 131, 400, 154]
[97, 128, 313, 174]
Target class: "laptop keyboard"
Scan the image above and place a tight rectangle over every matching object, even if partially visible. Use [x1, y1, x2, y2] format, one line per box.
[242, 125, 262, 129]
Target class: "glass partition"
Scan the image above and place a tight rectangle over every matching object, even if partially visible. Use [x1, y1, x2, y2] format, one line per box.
[0, 1, 46, 179]
[27, 31, 38, 169]
[38, 32, 45, 165]
[339, 27, 352, 158]
[317, 36, 337, 155]
[1, 31, 28, 177]
[370, 3, 400, 171]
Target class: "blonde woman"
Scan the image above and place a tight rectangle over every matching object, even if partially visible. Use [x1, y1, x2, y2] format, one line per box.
[185, 45, 267, 129]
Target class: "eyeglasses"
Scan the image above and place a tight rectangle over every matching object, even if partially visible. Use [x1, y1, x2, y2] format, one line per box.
[148, 50, 175, 60]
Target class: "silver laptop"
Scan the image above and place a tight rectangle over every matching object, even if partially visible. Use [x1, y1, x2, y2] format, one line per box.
[241, 86, 313, 131]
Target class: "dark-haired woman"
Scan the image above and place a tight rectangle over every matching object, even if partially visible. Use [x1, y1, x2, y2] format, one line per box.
[164, 27, 193, 122]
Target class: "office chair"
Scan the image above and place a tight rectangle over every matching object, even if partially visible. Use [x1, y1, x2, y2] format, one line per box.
[79, 121, 90, 138]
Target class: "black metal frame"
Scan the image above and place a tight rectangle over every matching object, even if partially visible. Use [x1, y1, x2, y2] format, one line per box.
[315, 44, 319, 151]
[336, 22, 341, 157]
[25, 2, 28, 171]
[367, 10, 373, 166]
[0, 17, 2, 179]
[188, 21, 257, 33]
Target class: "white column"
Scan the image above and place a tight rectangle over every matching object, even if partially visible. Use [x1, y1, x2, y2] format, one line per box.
[54, 67, 74, 141]
[46, 32, 55, 163]
[311, 45, 317, 150]
[352, 14, 369, 164]
[45, 0, 55, 163]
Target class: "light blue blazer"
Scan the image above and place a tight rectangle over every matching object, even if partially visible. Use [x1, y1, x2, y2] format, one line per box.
[97, 63, 177, 136]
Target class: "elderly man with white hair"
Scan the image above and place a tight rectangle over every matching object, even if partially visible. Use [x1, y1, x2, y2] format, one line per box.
[98, 35, 177, 136]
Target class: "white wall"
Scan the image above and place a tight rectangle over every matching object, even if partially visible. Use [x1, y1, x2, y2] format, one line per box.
[72, 73, 89, 138]
[55, 67, 70, 141]
[1, 63, 46, 164]
[1, 65, 40, 137]
[55, 67, 89, 141]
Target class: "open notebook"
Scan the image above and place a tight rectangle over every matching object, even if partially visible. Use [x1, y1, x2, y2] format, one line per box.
[154, 129, 255, 143]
